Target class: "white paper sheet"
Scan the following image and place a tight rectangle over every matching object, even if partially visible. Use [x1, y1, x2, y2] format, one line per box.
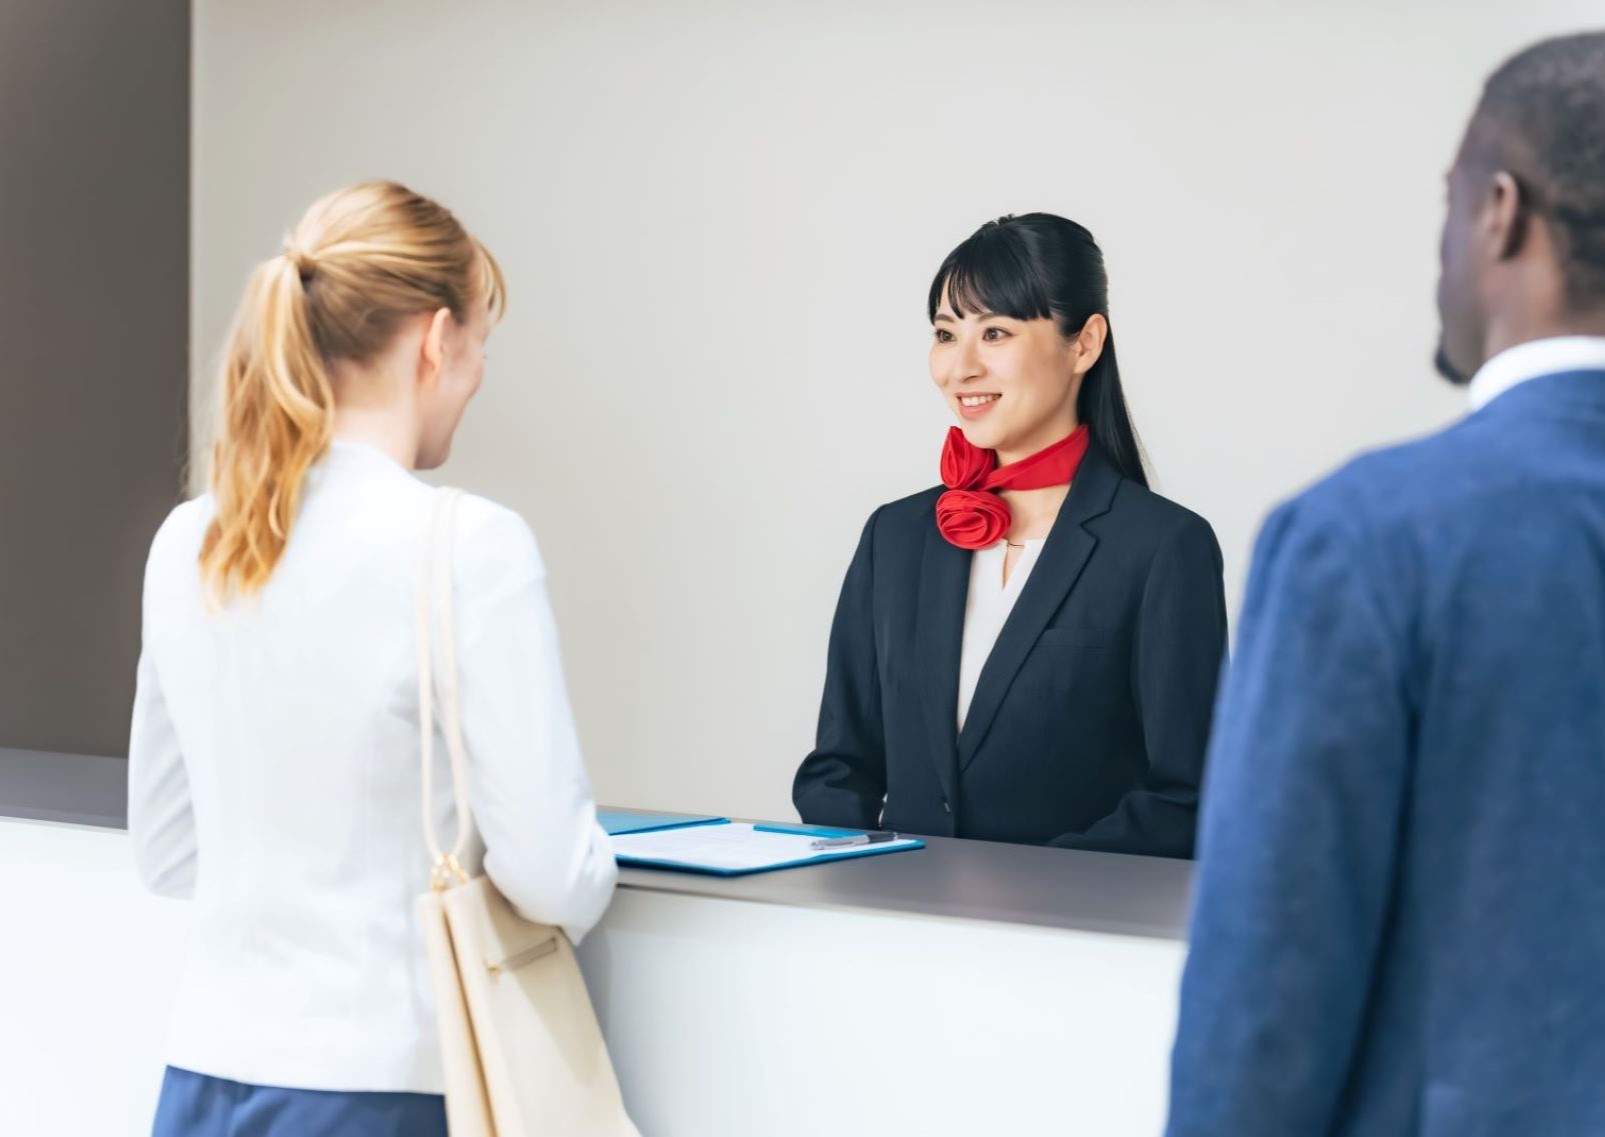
[610, 822, 921, 872]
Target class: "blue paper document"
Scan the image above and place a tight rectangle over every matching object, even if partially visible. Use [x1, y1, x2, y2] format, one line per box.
[597, 810, 725, 836]
[610, 821, 924, 876]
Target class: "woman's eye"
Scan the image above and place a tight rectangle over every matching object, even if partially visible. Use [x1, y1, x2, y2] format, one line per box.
[934, 329, 954, 343]
[983, 327, 1008, 341]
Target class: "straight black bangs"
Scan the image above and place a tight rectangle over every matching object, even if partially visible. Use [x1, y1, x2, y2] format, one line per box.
[927, 224, 1056, 325]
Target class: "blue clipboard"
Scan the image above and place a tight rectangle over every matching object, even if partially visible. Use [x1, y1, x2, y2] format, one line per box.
[610, 821, 925, 877]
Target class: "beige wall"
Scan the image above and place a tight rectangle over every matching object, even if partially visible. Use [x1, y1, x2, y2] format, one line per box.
[193, 0, 1598, 819]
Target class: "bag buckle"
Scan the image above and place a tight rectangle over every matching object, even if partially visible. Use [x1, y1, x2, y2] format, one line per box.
[430, 853, 469, 892]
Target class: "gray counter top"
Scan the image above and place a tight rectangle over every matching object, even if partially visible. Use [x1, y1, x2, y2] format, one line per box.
[0, 749, 1192, 941]
[0, 747, 128, 828]
[618, 824, 1192, 941]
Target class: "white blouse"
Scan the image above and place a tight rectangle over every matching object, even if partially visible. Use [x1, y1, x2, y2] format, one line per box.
[956, 539, 1046, 731]
[127, 439, 617, 1094]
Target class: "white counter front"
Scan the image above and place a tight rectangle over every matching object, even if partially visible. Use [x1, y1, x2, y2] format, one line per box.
[1, 816, 1186, 1136]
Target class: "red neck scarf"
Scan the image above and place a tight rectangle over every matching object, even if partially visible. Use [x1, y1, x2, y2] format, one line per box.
[936, 425, 1091, 550]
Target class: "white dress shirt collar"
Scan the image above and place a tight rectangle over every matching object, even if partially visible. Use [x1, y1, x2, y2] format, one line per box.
[1467, 335, 1605, 412]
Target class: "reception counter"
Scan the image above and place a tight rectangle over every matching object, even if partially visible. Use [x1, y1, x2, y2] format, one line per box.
[1, 750, 1190, 1136]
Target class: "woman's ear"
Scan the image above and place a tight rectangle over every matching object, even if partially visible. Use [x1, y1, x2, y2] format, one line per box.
[419, 306, 453, 384]
[1071, 313, 1108, 376]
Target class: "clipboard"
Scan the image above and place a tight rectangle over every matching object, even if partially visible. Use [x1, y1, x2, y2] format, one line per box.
[609, 820, 925, 877]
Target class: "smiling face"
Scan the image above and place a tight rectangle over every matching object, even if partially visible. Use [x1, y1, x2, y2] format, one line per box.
[929, 284, 1105, 463]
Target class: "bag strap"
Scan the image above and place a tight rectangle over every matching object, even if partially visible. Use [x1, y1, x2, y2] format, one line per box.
[418, 487, 473, 891]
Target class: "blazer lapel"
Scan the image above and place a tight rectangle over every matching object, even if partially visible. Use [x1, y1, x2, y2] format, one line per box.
[957, 446, 1122, 771]
[915, 523, 969, 810]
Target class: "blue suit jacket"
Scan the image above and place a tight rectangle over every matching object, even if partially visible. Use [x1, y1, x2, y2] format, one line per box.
[1167, 370, 1605, 1136]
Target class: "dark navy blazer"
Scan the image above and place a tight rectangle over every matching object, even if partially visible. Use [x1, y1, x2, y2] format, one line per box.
[1168, 369, 1605, 1136]
[792, 445, 1227, 857]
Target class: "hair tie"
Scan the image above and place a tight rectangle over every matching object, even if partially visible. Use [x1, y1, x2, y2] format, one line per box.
[282, 242, 315, 285]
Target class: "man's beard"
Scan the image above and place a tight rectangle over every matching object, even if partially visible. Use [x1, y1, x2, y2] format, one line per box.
[1434, 342, 1472, 386]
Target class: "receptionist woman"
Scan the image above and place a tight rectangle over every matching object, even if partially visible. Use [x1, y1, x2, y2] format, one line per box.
[793, 213, 1227, 858]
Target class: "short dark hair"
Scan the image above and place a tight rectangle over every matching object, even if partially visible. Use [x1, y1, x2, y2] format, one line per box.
[1467, 31, 1605, 307]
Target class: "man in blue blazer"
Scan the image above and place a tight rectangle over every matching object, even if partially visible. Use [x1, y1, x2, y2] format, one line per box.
[1166, 32, 1605, 1136]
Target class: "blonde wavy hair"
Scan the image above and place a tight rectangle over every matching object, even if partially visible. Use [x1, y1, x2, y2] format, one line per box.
[199, 181, 506, 603]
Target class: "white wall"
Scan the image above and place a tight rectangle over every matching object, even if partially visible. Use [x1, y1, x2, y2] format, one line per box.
[192, 0, 1600, 821]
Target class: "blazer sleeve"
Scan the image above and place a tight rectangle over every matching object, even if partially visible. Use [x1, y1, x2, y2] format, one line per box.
[128, 645, 199, 899]
[1164, 495, 1412, 1137]
[1049, 512, 1227, 858]
[792, 510, 887, 829]
[453, 501, 617, 945]
[127, 517, 199, 900]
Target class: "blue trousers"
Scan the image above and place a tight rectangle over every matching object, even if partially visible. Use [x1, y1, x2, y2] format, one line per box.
[151, 1067, 447, 1137]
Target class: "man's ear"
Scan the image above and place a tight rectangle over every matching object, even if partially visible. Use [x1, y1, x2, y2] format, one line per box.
[1486, 170, 1530, 262]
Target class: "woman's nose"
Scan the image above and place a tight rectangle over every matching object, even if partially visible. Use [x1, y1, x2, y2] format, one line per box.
[949, 338, 984, 385]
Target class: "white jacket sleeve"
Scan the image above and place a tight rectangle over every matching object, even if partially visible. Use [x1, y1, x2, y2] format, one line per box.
[128, 645, 198, 899]
[452, 501, 617, 944]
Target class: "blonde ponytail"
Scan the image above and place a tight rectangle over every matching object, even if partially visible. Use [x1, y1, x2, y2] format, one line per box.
[199, 254, 335, 602]
[199, 181, 505, 604]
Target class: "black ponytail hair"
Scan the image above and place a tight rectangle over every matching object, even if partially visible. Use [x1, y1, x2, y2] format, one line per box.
[926, 213, 1148, 487]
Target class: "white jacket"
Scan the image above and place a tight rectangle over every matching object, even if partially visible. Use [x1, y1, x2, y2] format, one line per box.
[127, 439, 617, 1093]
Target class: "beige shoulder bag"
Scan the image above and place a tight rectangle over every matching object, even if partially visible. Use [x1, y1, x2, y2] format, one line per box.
[414, 487, 639, 1137]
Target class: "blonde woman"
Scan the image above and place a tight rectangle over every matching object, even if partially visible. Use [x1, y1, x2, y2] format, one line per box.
[127, 182, 617, 1136]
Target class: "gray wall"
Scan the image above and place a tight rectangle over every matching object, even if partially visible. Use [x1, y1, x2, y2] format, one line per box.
[0, 1, 189, 756]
